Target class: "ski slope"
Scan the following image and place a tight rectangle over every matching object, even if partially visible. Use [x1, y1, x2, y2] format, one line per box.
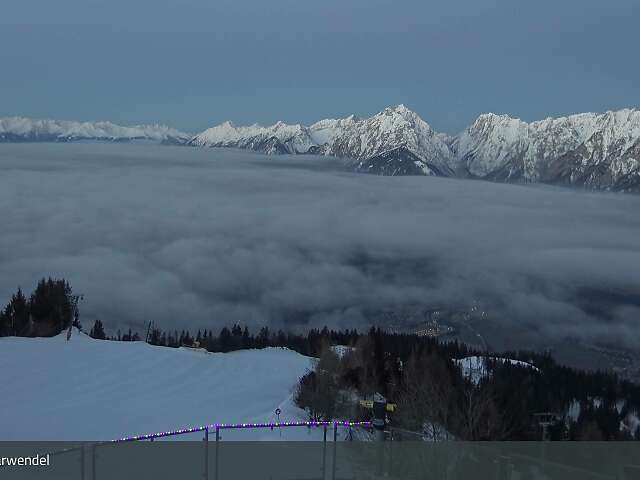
[0, 330, 320, 441]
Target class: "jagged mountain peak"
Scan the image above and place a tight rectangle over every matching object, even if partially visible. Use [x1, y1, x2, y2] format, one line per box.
[322, 104, 454, 174]
[309, 114, 359, 130]
[382, 103, 412, 114]
[272, 120, 289, 129]
[471, 112, 522, 124]
[375, 104, 429, 127]
[596, 108, 640, 129]
[599, 107, 638, 118]
[464, 113, 528, 140]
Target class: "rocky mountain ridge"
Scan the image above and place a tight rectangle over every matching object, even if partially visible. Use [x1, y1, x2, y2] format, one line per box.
[3, 106, 638, 191]
[0, 117, 190, 144]
[190, 105, 640, 192]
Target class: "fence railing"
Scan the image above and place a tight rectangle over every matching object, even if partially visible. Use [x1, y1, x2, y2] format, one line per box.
[45, 423, 640, 480]
[50, 420, 373, 480]
[112, 420, 371, 443]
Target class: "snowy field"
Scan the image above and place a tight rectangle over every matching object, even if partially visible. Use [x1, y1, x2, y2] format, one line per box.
[0, 331, 321, 441]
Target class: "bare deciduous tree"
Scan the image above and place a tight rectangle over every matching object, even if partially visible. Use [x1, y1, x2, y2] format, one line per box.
[396, 351, 457, 440]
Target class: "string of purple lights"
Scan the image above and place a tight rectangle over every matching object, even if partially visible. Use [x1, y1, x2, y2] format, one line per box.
[113, 420, 373, 443]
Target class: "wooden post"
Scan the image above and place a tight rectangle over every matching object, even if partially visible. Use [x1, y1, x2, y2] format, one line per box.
[91, 445, 96, 480]
[322, 425, 327, 480]
[80, 445, 85, 480]
[388, 431, 393, 478]
[215, 426, 220, 480]
[204, 427, 209, 480]
[332, 423, 337, 480]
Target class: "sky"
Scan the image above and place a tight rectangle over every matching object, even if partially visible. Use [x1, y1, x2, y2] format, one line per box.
[1, 0, 639, 134]
[1, 143, 639, 365]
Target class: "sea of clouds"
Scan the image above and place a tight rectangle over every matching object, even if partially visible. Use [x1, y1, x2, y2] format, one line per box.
[0, 142, 638, 351]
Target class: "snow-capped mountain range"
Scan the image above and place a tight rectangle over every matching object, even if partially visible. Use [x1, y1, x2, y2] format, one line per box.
[189, 105, 456, 176]
[2, 106, 639, 191]
[0, 117, 190, 144]
[189, 105, 640, 192]
[453, 108, 640, 191]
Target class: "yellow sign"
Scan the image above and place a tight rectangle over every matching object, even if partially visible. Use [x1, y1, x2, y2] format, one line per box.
[359, 400, 397, 412]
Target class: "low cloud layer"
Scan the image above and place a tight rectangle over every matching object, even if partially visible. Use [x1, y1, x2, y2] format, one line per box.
[1, 142, 639, 351]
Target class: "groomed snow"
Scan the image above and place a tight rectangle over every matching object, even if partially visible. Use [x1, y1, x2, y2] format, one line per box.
[0, 330, 322, 441]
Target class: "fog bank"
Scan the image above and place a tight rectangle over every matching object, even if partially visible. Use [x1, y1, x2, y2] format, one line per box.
[0, 142, 638, 350]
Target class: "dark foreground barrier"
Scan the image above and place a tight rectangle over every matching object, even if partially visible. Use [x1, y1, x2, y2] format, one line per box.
[1, 441, 640, 480]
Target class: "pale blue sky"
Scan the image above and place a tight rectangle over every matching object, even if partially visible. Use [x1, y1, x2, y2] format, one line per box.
[1, 0, 638, 133]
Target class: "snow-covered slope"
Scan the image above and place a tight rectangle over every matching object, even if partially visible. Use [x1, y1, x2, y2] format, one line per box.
[0, 117, 190, 144]
[0, 331, 315, 441]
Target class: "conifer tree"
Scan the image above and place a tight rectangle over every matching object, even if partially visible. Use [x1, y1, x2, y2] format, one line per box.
[29, 278, 77, 335]
[89, 319, 107, 340]
[2, 288, 31, 336]
[219, 327, 232, 352]
[242, 326, 251, 349]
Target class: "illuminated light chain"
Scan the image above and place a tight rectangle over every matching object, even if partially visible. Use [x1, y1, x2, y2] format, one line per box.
[112, 420, 372, 443]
